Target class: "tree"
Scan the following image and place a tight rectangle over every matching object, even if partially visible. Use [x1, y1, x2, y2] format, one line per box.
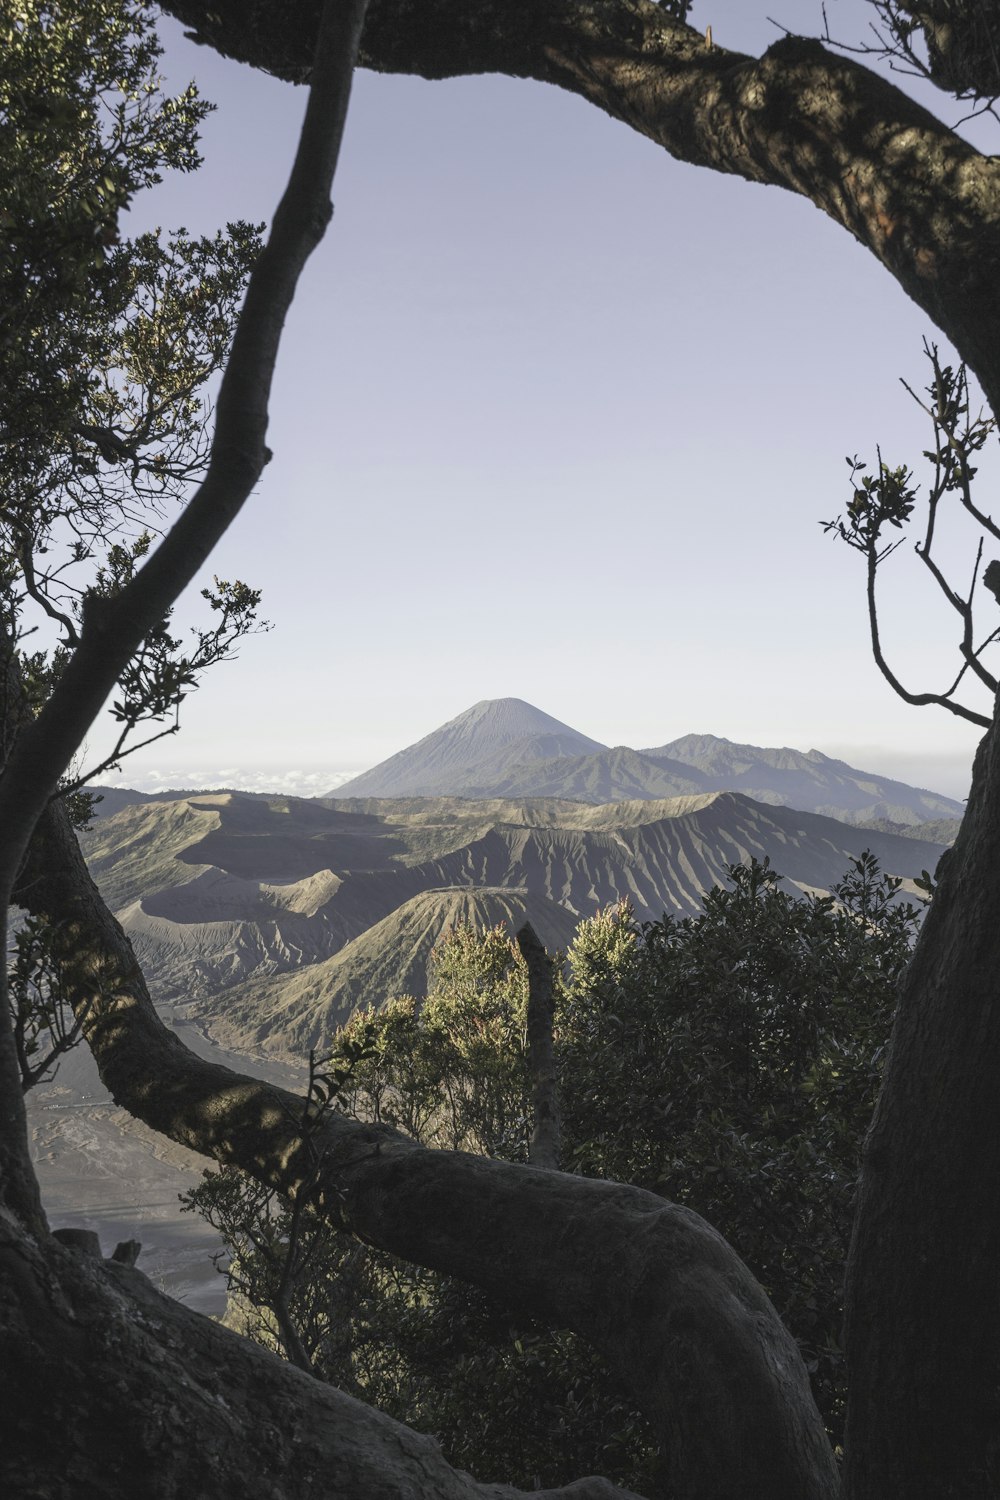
[4, 2, 1000, 1498]
[560, 857, 919, 1447]
[184, 857, 915, 1487]
[0, 0, 266, 789]
[182, 940, 660, 1495]
[2, 3, 832, 1498]
[1, 0, 266, 1098]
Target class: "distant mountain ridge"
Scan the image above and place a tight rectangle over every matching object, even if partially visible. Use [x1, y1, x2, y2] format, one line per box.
[326, 700, 964, 826]
[82, 787, 948, 1056]
[640, 734, 963, 824]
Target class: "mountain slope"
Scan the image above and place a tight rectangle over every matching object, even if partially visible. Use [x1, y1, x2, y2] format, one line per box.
[82, 788, 947, 1055]
[325, 699, 965, 822]
[202, 887, 582, 1052]
[329, 698, 606, 798]
[643, 734, 964, 824]
[459, 746, 711, 802]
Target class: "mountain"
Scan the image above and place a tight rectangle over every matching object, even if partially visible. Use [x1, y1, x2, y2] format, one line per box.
[458, 745, 710, 802]
[854, 816, 964, 844]
[80, 788, 947, 1057]
[644, 734, 964, 824]
[82, 785, 271, 820]
[74, 705, 962, 1057]
[328, 698, 606, 798]
[201, 887, 582, 1053]
[324, 700, 965, 824]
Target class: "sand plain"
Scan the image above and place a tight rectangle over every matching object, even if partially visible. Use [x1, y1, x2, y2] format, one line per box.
[26, 1001, 306, 1316]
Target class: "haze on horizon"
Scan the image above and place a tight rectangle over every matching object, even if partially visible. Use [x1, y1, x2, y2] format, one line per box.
[97, 694, 976, 805]
[84, 0, 996, 810]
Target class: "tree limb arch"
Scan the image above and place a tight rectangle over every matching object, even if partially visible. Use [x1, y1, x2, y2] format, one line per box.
[163, 0, 1000, 413]
[0, 1216, 639, 1500]
[15, 797, 840, 1500]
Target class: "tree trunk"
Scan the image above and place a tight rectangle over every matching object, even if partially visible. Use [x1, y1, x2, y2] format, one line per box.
[843, 706, 1000, 1498]
[517, 921, 561, 1170]
[161, 0, 1000, 417]
[0, 1217, 637, 1500]
[13, 796, 840, 1500]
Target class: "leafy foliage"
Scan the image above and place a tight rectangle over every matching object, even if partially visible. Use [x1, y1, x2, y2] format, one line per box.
[2, 1, 273, 1094]
[561, 854, 918, 1443]
[188, 856, 916, 1486]
[6, 912, 94, 1091]
[0, 0, 265, 785]
[337, 925, 532, 1156]
[0, 0, 208, 444]
[823, 342, 1000, 728]
[181, 1033, 378, 1372]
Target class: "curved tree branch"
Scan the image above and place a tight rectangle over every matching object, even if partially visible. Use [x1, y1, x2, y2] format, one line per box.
[0, 0, 367, 902]
[0, 0, 368, 1302]
[164, 0, 1000, 412]
[13, 796, 840, 1500]
[1, 1220, 637, 1500]
[865, 536, 993, 725]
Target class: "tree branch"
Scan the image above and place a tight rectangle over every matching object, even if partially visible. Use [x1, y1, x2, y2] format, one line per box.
[865, 536, 992, 725]
[14, 796, 840, 1500]
[0, 0, 367, 1256]
[0, 0, 368, 903]
[2, 1221, 638, 1500]
[162, 0, 1000, 412]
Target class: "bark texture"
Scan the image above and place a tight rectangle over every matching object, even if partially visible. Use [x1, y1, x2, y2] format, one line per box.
[163, 0, 1000, 414]
[0, 633, 46, 1236]
[14, 798, 839, 1500]
[0, 1214, 636, 1500]
[843, 708, 1000, 1499]
[898, 1, 1000, 97]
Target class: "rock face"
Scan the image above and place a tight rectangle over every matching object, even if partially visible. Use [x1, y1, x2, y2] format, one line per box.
[81, 787, 948, 1056]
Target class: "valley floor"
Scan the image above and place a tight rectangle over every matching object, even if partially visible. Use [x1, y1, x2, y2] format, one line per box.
[26, 999, 306, 1314]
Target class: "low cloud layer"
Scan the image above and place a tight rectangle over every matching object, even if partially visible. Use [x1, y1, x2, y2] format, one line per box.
[103, 766, 361, 798]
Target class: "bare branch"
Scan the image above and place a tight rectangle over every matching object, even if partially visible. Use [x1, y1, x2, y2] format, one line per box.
[53, 714, 181, 796]
[864, 541, 992, 726]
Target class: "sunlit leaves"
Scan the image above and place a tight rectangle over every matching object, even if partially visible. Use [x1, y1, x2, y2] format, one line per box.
[560, 853, 919, 1441]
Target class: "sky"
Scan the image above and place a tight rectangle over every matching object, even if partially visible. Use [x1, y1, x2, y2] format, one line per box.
[83, 0, 1000, 802]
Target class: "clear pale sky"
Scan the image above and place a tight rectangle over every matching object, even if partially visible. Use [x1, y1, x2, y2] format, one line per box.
[89, 0, 1000, 802]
